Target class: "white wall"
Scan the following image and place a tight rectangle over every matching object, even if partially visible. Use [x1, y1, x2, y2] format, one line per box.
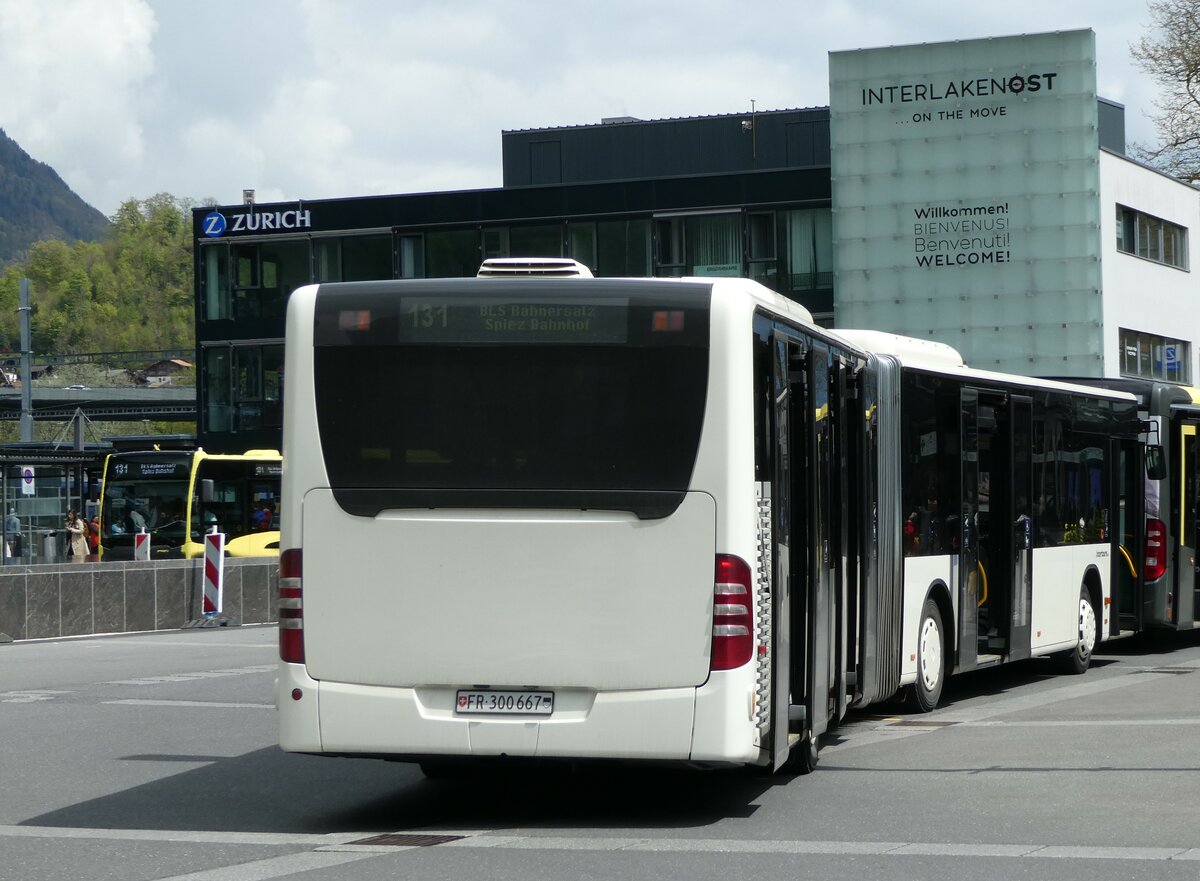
[1099, 151, 1200, 380]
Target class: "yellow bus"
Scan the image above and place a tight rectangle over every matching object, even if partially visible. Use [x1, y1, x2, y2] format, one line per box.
[98, 448, 281, 560]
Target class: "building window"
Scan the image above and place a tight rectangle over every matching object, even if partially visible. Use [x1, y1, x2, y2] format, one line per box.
[654, 214, 741, 278]
[205, 240, 310, 322]
[315, 235, 393, 282]
[654, 218, 685, 276]
[426, 229, 480, 278]
[482, 227, 508, 260]
[686, 214, 741, 276]
[1120, 329, 1190, 383]
[1116, 205, 1188, 270]
[482, 224, 565, 260]
[201, 244, 230, 321]
[596, 219, 650, 276]
[510, 224, 562, 257]
[204, 343, 285, 434]
[567, 222, 596, 271]
[747, 212, 777, 289]
[399, 235, 424, 278]
[782, 208, 833, 291]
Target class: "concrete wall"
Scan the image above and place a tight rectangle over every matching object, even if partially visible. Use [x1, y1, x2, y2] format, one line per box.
[0, 557, 277, 642]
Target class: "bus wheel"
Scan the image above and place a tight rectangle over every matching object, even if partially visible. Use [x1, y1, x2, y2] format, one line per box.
[907, 598, 944, 712]
[786, 730, 819, 775]
[1054, 587, 1096, 675]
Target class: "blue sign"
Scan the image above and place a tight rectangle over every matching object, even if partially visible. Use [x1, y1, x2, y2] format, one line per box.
[202, 211, 227, 237]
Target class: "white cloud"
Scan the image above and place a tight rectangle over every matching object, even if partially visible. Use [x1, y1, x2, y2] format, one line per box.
[0, 0, 1171, 214]
[0, 0, 156, 216]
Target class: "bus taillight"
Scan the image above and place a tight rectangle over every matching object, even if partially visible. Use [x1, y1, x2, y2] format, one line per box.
[1144, 518, 1167, 583]
[279, 548, 305, 664]
[711, 554, 753, 671]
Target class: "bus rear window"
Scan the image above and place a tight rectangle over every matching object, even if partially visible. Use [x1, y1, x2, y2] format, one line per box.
[312, 279, 711, 519]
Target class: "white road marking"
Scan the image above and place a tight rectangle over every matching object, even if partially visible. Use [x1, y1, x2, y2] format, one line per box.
[0, 825, 364, 845]
[0, 690, 71, 703]
[146, 851, 377, 880]
[444, 835, 1200, 860]
[106, 664, 276, 686]
[2, 825, 1198, 863]
[962, 718, 1200, 727]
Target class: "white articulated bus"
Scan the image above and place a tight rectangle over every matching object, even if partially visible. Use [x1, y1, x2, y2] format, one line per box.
[276, 264, 1142, 773]
[840, 330, 1145, 710]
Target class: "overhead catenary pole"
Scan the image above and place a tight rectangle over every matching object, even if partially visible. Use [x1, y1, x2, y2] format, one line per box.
[74, 407, 85, 514]
[18, 278, 33, 442]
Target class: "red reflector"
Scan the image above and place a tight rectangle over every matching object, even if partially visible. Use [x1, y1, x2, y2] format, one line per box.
[279, 548, 304, 664]
[338, 310, 371, 331]
[711, 554, 754, 671]
[651, 310, 685, 332]
[1144, 518, 1167, 583]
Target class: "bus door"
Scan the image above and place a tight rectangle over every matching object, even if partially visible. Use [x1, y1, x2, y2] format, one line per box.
[1180, 421, 1200, 626]
[1007, 396, 1034, 662]
[959, 388, 1024, 667]
[768, 332, 835, 770]
[830, 356, 853, 724]
[804, 342, 835, 746]
[1113, 437, 1144, 633]
[768, 332, 800, 770]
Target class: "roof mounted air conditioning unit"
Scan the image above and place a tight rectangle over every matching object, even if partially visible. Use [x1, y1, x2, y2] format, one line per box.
[477, 258, 594, 278]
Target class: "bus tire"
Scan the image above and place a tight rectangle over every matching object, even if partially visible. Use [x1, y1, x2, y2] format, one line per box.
[907, 597, 945, 713]
[1054, 586, 1096, 675]
[786, 729, 819, 775]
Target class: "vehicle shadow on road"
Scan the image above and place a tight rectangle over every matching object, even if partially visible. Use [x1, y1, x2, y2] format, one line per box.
[1092, 628, 1200, 658]
[836, 626, 1200, 728]
[25, 748, 786, 834]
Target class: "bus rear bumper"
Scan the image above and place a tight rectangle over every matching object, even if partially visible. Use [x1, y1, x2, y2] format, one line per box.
[277, 662, 759, 764]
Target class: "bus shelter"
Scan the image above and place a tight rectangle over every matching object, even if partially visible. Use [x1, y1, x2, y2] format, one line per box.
[0, 446, 108, 564]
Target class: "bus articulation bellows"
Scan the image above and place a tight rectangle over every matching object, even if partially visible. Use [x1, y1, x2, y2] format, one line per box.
[277, 270, 1142, 773]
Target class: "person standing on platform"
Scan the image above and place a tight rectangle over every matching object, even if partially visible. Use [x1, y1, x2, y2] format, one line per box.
[5, 507, 21, 559]
[65, 509, 89, 562]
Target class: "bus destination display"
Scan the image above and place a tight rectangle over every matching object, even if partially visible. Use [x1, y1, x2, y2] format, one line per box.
[394, 300, 628, 344]
[108, 460, 189, 480]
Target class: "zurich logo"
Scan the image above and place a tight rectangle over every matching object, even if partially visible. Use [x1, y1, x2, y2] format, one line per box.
[202, 211, 227, 237]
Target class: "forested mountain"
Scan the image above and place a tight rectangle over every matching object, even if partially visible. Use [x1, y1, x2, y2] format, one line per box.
[0, 129, 109, 266]
[0, 193, 196, 354]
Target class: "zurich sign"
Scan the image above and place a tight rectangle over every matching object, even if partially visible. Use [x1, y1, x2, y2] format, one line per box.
[203, 211, 227, 237]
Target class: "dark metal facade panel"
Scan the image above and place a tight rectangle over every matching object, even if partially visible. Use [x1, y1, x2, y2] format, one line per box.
[502, 109, 831, 187]
[1098, 99, 1126, 155]
[192, 167, 832, 243]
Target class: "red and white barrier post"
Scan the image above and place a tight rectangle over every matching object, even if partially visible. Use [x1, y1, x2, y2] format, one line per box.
[203, 529, 225, 617]
[133, 529, 150, 561]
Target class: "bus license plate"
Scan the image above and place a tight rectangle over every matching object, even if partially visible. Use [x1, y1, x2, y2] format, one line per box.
[455, 690, 554, 716]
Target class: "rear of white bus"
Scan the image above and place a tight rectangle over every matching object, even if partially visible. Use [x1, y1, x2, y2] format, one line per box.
[276, 277, 766, 768]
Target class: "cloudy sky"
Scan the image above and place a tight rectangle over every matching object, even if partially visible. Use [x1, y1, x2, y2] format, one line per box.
[0, 0, 1167, 217]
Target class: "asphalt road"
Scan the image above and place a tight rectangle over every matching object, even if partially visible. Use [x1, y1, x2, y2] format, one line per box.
[2, 626, 1199, 880]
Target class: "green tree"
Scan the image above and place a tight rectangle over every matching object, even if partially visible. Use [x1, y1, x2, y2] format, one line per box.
[6, 193, 197, 355]
[1131, 0, 1200, 181]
